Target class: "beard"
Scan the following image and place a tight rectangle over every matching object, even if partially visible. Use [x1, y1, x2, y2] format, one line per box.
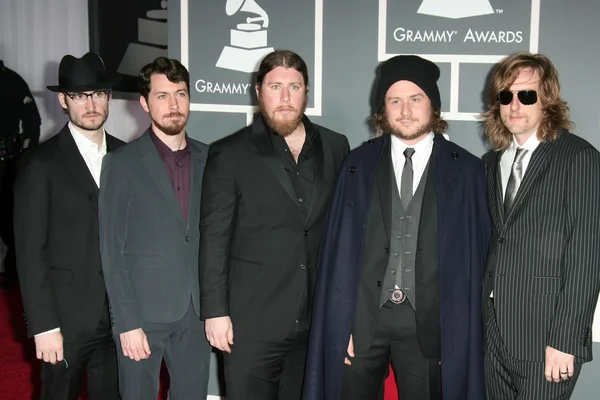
[68, 108, 108, 132]
[151, 112, 188, 136]
[381, 112, 434, 141]
[258, 96, 308, 137]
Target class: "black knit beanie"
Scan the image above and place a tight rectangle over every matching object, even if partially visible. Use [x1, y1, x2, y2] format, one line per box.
[375, 55, 442, 111]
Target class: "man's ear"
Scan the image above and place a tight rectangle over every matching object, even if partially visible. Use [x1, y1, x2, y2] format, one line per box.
[58, 93, 68, 109]
[140, 95, 149, 112]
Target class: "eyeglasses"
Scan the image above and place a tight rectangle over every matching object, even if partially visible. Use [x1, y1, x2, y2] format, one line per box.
[65, 90, 109, 104]
[497, 90, 539, 106]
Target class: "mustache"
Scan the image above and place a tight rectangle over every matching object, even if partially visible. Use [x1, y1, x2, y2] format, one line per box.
[275, 106, 298, 112]
[83, 112, 103, 117]
[164, 112, 185, 118]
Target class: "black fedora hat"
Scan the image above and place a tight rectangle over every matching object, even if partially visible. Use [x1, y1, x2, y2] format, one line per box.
[47, 52, 120, 92]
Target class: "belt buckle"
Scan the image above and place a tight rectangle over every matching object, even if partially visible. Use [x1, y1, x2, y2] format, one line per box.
[390, 289, 406, 304]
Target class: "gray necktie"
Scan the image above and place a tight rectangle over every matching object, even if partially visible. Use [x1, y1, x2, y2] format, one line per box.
[401, 148, 415, 209]
[504, 148, 529, 216]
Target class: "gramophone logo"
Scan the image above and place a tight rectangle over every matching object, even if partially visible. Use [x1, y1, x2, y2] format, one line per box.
[417, 0, 494, 19]
[215, 0, 275, 73]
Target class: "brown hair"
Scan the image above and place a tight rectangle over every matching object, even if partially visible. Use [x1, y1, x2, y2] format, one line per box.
[138, 57, 190, 100]
[256, 50, 309, 88]
[372, 106, 448, 136]
[482, 52, 572, 150]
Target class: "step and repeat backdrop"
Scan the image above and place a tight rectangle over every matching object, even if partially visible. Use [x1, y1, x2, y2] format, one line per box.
[167, 0, 600, 398]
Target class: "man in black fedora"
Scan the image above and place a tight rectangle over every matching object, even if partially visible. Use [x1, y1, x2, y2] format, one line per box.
[13, 52, 124, 400]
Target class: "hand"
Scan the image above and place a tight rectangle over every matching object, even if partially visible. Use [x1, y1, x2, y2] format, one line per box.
[119, 328, 151, 361]
[345, 334, 355, 365]
[34, 331, 63, 364]
[205, 316, 234, 353]
[545, 346, 575, 383]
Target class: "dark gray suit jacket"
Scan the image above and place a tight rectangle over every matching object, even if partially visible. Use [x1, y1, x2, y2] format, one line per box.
[99, 130, 208, 335]
[483, 130, 600, 363]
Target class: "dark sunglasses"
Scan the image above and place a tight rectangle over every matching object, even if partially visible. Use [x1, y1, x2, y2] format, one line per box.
[497, 90, 539, 106]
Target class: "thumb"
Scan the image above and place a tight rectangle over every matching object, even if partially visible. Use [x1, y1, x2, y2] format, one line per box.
[227, 327, 234, 345]
[143, 336, 151, 355]
[347, 334, 355, 357]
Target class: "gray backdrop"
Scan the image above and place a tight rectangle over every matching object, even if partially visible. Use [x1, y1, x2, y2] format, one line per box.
[168, 0, 600, 398]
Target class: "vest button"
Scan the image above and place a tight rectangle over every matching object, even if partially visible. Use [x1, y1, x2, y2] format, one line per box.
[384, 247, 389, 253]
[498, 237, 506, 244]
[376, 281, 382, 287]
[304, 230, 309, 236]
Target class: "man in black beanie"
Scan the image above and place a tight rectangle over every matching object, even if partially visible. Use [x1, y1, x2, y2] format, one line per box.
[303, 55, 491, 400]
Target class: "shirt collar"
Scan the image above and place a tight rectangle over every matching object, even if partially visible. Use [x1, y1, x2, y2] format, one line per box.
[149, 126, 190, 160]
[511, 131, 540, 152]
[390, 132, 434, 158]
[68, 121, 106, 153]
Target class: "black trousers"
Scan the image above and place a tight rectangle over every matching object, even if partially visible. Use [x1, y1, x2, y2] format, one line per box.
[40, 301, 119, 400]
[342, 300, 442, 400]
[0, 159, 16, 280]
[115, 303, 211, 400]
[485, 299, 582, 399]
[223, 327, 309, 400]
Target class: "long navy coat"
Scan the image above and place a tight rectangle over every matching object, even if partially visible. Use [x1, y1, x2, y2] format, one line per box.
[303, 134, 491, 400]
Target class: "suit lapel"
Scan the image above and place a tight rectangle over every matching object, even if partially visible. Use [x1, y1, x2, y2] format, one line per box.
[504, 141, 553, 224]
[305, 127, 324, 227]
[250, 119, 303, 211]
[186, 142, 206, 231]
[375, 136, 392, 242]
[57, 125, 99, 215]
[487, 151, 505, 228]
[139, 132, 184, 225]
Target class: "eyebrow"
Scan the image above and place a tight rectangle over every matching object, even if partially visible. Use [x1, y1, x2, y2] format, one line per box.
[266, 81, 303, 86]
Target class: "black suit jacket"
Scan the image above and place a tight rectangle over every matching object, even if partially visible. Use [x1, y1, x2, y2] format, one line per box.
[199, 116, 349, 342]
[14, 124, 124, 340]
[483, 131, 600, 362]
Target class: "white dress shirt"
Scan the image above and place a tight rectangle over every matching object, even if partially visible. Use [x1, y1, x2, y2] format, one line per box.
[390, 132, 435, 196]
[500, 132, 540, 199]
[35, 123, 107, 337]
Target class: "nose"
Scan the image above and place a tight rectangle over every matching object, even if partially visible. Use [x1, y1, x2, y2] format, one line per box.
[400, 101, 411, 116]
[168, 95, 179, 110]
[509, 93, 520, 112]
[84, 96, 97, 111]
[281, 87, 290, 103]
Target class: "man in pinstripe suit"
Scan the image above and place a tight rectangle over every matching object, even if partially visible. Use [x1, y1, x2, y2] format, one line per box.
[482, 52, 600, 399]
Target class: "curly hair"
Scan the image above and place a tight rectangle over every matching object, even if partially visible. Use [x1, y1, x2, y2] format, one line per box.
[482, 52, 572, 150]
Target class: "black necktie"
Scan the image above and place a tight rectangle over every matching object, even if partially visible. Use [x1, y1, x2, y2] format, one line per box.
[504, 148, 528, 216]
[401, 148, 415, 209]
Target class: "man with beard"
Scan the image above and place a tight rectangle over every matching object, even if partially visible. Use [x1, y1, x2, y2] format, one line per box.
[303, 55, 491, 400]
[14, 52, 122, 399]
[99, 57, 211, 399]
[199, 49, 349, 400]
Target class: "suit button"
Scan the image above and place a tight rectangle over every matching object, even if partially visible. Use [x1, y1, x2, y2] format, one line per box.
[304, 230, 309, 236]
[384, 247, 390, 253]
[349, 166, 356, 173]
[488, 271, 493, 277]
[97, 237, 100, 243]
[377, 281, 382, 287]
[300, 264, 306, 270]
[185, 235, 189, 242]
[452, 152, 459, 159]
[498, 237, 506, 244]
[98, 271, 104, 277]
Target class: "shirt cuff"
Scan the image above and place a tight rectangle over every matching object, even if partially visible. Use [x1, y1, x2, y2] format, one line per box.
[34, 327, 60, 336]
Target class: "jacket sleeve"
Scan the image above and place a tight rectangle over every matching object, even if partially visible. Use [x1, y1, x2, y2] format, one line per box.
[547, 147, 600, 360]
[198, 143, 239, 319]
[99, 153, 141, 334]
[13, 154, 57, 336]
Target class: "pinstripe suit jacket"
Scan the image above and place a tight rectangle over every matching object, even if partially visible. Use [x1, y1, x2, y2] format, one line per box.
[482, 130, 600, 363]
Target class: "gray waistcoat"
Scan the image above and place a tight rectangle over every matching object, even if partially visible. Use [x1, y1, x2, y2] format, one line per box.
[379, 160, 430, 309]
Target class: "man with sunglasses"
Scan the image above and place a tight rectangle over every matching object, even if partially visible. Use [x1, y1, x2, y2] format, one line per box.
[481, 52, 600, 399]
[14, 52, 123, 399]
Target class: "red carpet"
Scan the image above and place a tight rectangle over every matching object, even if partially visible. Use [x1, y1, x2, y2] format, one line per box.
[0, 285, 398, 399]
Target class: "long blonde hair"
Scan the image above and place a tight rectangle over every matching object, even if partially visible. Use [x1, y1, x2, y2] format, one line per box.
[482, 52, 572, 150]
